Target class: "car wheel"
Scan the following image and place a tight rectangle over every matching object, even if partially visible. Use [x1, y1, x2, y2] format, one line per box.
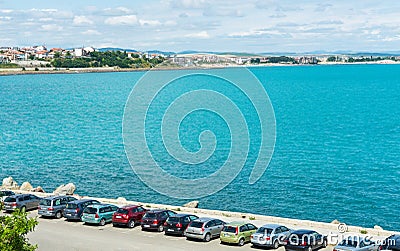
[128, 220, 135, 228]
[307, 246, 312, 251]
[204, 233, 211, 242]
[55, 211, 62, 219]
[158, 225, 164, 232]
[322, 239, 327, 248]
[238, 238, 245, 246]
[274, 240, 279, 249]
[20, 206, 26, 213]
[99, 218, 106, 226]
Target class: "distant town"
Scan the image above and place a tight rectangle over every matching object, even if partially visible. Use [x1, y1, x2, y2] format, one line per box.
[1, 45, 400, 73]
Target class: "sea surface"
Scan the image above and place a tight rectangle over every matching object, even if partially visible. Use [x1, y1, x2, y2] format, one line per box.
[1, 65, 399, 231]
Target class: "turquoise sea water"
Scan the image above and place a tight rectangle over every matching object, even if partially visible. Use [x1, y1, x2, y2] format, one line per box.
[1, 65, 399, 230]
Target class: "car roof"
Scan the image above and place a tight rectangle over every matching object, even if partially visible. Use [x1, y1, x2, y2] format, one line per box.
[193, 217, 217, 222]
[87, 203, 115, 208]
[260, 223, 285, 229]
[148, 209, 170, 213]
[292, 229, 315, 234]
[170, 213, 195, 218]
[225, 221, 248, 227]
[8, 194, 33, 198]
[42, 195, 73, 200]
[120, 204, 140, 209]
[68, 199, 97, 204]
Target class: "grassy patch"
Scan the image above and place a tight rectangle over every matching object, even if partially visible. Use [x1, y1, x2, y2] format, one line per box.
[360, 229, 368, 234]
[249, 216, 256, 220]
[0, 63, 19, 68]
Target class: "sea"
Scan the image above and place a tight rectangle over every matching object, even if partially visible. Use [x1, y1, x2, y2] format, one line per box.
[1, 64, 399, 231]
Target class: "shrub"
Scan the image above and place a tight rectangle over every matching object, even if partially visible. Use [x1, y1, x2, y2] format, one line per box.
[0, 205, 39, 251]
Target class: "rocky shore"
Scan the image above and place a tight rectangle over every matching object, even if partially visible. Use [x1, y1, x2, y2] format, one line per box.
[1, 176, 398, 239]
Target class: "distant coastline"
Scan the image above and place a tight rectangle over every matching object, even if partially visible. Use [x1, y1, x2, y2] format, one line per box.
[1, 60, 400, 76]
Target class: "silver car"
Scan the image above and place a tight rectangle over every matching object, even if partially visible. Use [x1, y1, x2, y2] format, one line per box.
[251, 223, 292, 249]
[334, 237, 380, 251]
[3, 194, 41, 212]
[38, 195, 77, 218]
[185, 217, 226, 242]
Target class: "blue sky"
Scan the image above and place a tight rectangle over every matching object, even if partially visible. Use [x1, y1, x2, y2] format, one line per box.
[1, 0, 400, 52]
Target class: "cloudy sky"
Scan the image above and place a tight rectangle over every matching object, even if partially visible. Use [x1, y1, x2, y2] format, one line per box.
[1, 0, 400, 53]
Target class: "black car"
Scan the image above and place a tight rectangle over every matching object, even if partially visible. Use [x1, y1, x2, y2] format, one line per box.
[285, 229, 327, 251]
[381, 235, 400, 251]
[141, 209, 176, 232]
[164, 213, 199, 236]
[63, 199, 100, 221]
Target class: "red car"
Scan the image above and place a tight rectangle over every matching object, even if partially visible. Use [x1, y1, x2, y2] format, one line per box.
[112, 205, 147, 228]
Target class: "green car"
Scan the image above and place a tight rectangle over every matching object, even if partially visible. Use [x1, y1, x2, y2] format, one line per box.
[220, 222, 258, 246]
[81, 204, 119, 226]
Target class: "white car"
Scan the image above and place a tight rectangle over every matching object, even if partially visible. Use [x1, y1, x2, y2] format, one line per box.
[0, 190, 15, 203]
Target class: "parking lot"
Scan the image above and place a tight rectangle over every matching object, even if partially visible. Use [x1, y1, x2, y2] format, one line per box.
[17, 211, 335, 251]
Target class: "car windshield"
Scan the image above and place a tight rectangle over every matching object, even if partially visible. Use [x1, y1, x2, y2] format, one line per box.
[116, 208, 129, 214]
[39, 199, 52, 206]
[340, 240, 358, 247]
[83, 207, 97, 214]
[223, 226, 237, 233]
[257, 227, 273, 235]
[190, 221, 204, 228]
[4, 197, 16, 202]
[167, 217, 180, 223]
[66, 203, 78, 209]
[144, 213, 156, 218]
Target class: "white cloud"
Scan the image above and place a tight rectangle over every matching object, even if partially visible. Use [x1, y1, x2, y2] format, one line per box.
[116, 7, 132, 13]
[39, 18, 53, 22]
[0, 9, 13, 13]
[139, 19, 162, 26]
[81, 29, 101, 35]
[104, 15, 138, 25]
[184, 30, 210, 38]
[73, 16, 93, 25]
[170, 0, 208, 9]
[41, 24, 63, 31]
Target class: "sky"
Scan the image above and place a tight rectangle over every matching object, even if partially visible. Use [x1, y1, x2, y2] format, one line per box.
[1, 0, 400, 53]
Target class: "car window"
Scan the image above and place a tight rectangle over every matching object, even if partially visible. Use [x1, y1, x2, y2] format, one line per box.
[167, 211, 175, 216]
[281, 226, 289, 232]
[183, 216, 190, 223]
[54, 199, 61, 206]
[131, 207, 138, 213]
[275, 227, 282, 234]
[240, 225, 249, 232]
[247, 224, 257, 231]
[23, 195, 30, 201]
[68, 197, 76, 202]
[29, 195, 37, 200]
[216, 220, 225, 226]
[60, 198, 68, 205]
[111, 205, 118, 211]
[189, 215, 198, 221]
[99, 207, 106, 213]
[137, 207, 144, 212]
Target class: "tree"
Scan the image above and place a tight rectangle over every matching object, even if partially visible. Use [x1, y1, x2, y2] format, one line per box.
[0, 205, 38, 251]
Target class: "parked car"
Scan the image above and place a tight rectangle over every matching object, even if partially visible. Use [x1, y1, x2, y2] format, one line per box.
[251, 223, 292, 249]
[164, 213, 198, 236]
[141, 209, 176, 232]
[81, 204, 119, 226]
[220, 222, 258, 246]
[112, 205, 147, 228]
[333, 237, 379, 251]
[3, 194, 41, 212]
[63, 199, 100, 221]
[38, 195, 77, 218]
[285, 229, 327, 251]
[185, 217, 226, 242]
[380, 235, 400, 251]
[0, 190, 15, 203]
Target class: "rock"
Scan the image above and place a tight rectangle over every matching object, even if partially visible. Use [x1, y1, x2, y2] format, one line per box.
[183, 200, 199, 208]
[117, 197, 127, 204]
[374, 225, 383, 230]
[20, 182, 33, 191]
[53, 183, 76, 195]
[31, 186, 46, 193]
[331, 219, 340, 224]
[2, 176, 19, 189]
